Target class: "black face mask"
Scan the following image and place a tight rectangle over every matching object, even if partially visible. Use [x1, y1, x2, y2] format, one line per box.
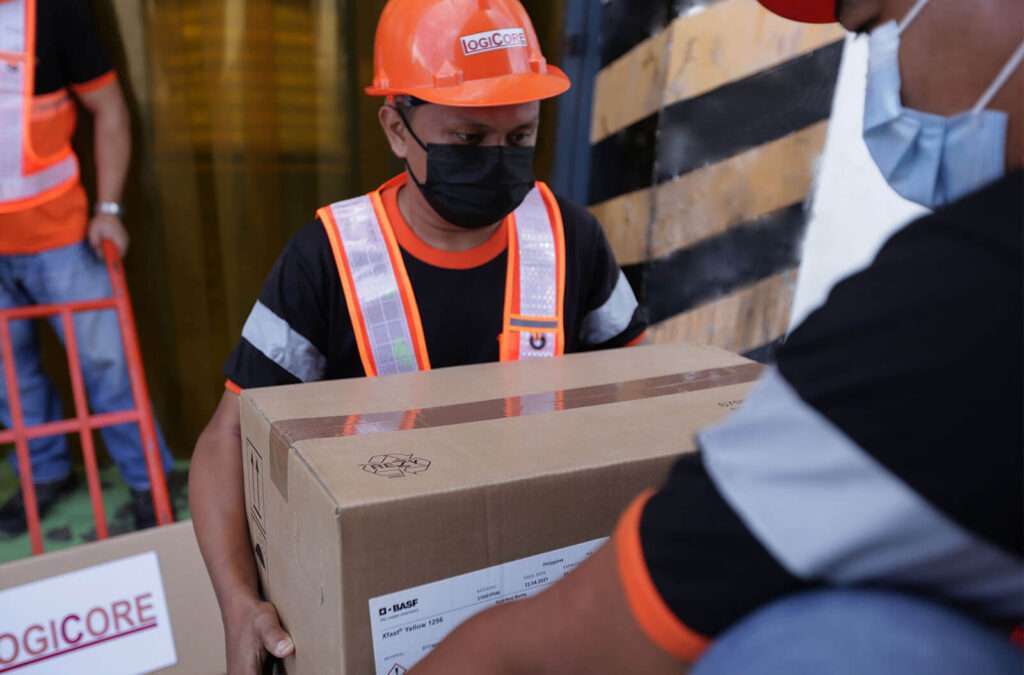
[396, 107, 536, 230]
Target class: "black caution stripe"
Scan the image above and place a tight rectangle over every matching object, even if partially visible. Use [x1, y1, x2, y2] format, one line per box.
[589, 41, 843, 206]
[623, 202, 807, 324]
[599, 0, 674, 68]
[743, 337, 786, 365]
[599, 0, 727, 67]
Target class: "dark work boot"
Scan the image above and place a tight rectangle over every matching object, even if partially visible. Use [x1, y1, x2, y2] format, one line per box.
[0, 474, 78, 537]
[130, 488, 176, 531]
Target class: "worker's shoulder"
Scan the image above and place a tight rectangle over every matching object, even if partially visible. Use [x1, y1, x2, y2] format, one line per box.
[282, 219, 334, 269]
[40, 0, 91, 24]
[551, 192, 605, 244]
[891, 170, 1022, 260]
[552, 192, 597, 228]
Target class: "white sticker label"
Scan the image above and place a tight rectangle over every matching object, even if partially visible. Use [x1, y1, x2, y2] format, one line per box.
[368, 538, 607, 675]
[460, 28, 528, 57]
[0, 552, 177, 674]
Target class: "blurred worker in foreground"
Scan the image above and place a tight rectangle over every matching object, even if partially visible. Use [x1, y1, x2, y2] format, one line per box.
[0, 0, 174, 535]
[189, 0, 646, 670]
[406, 0, 1024, 673]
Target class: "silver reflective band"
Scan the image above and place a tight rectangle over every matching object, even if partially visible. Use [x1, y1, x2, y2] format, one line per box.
[513, 187, 558, 359]
[242, 301, 326, 383]
[702, 369, 1024, 619]
[0, 0, 26, 54]
[510, 317, 559, 330]
[581, 271, 638, 345]
[327, 195, 419, 376]
[514, 188, 557, 319]
[0, 157, 78, 202]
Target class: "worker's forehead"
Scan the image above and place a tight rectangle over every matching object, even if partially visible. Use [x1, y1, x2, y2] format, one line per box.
[424, 102, 541, 128]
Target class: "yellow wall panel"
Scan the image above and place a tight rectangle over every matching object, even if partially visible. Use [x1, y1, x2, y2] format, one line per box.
[650, 271, 797, 353]
[592, 0, 842, 142]
[590, 29, 672, 143]
[589, 189, 653, 266]
[651, 122, 828, 258]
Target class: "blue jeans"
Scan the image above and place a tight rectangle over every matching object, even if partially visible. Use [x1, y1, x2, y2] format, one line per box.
[0, 241, 172, 491]
[693, 590, 1023, 675]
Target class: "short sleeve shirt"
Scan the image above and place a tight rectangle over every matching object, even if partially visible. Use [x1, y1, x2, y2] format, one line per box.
[35, 0, 114, 95]
[224, 179, 648, 388]
[615, 171, 1023, 661]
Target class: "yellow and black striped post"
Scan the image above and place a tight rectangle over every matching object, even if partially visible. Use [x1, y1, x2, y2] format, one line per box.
[586, 0, 844, 358]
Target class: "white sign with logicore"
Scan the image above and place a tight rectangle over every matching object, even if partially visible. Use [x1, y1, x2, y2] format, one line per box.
[0, 552, 176, 674]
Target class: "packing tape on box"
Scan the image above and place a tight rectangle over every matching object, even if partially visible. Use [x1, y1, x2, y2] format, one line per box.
[267, 363, 764, 500]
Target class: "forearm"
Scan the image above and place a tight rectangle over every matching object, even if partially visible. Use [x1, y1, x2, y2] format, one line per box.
[411, 601, 526, 675]
[411, 545, 685, 675]
[189, 427, 262, 622]
[91, 90, 131, 204]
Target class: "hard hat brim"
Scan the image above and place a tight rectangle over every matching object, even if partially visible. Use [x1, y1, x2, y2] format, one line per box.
[366, 66, 572, 107]
[757, 0, 837, 23]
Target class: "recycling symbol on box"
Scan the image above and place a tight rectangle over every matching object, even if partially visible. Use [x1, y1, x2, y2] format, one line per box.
[361, 453, 431, 479]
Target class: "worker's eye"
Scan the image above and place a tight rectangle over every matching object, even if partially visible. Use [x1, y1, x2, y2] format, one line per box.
[509, 130, 536, 147]
[452, 131, 485, 145]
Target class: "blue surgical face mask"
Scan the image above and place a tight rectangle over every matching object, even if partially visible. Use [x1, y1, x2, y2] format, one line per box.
[863, 0, 1024, 209]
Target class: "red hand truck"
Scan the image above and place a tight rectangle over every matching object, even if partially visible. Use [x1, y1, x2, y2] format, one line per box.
[0, 240, 173, 555]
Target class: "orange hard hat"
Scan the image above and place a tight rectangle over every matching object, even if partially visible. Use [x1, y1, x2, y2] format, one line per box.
[365, 0, 571, 107]
[756, 0, 837, 23]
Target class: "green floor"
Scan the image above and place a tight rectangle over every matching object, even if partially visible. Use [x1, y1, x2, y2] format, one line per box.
[0, 460, 190, 564]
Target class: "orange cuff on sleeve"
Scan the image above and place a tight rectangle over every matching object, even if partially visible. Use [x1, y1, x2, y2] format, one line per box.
[224, 379, 242, 395]
[626, 332, 648, 347]
[72, 71, 117, 95]
[615, 490, 711, 663]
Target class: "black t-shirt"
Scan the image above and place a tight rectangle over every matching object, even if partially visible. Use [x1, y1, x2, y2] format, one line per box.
[225, 186, 647, 388]
[616, 171, 1023, 661]
[34, 0, 112, 94]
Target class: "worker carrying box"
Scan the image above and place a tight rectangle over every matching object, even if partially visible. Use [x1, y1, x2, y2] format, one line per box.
[189, 0, 646, 671]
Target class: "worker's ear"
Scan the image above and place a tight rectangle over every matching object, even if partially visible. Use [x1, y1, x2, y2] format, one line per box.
[379, 105, 410, 160]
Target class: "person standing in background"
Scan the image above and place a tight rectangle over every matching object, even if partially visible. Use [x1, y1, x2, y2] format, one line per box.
[0, 0, 174, 535]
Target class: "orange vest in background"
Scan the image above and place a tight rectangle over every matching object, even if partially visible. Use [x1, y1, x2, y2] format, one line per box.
[317, 174, 567, 377]
[0, 0, 80, 214]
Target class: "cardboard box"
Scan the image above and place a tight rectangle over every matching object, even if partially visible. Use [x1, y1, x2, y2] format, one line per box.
[0, 521, 226, 674]
[241, 344, 761, 674]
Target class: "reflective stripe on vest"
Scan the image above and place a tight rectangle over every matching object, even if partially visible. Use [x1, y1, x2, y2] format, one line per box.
[318, 177, 565, 377]
[503, 185, 565, 361]
[320, 191, 429, 377]
[0, 0, 79, 211]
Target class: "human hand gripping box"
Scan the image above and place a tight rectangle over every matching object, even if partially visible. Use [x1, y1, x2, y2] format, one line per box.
[240, 344, 761, 674]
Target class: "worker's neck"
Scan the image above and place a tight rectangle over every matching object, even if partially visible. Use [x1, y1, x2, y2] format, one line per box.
[397, 182, 501, 253]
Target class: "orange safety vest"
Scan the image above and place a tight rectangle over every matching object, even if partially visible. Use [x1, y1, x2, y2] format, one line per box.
[0, 0, 79, 213]
[317, 174, 567, 377]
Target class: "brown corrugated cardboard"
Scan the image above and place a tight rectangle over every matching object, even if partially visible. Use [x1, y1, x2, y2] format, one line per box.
[0, 521, 226, 674]
[241, 344, 760, 674]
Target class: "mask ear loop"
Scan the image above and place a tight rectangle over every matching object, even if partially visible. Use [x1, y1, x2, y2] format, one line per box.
[392, 104, 430, 152]
[898, 0, 931, 34]
[391, 104, 430, 187]
[972, 41, 1024, 115]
